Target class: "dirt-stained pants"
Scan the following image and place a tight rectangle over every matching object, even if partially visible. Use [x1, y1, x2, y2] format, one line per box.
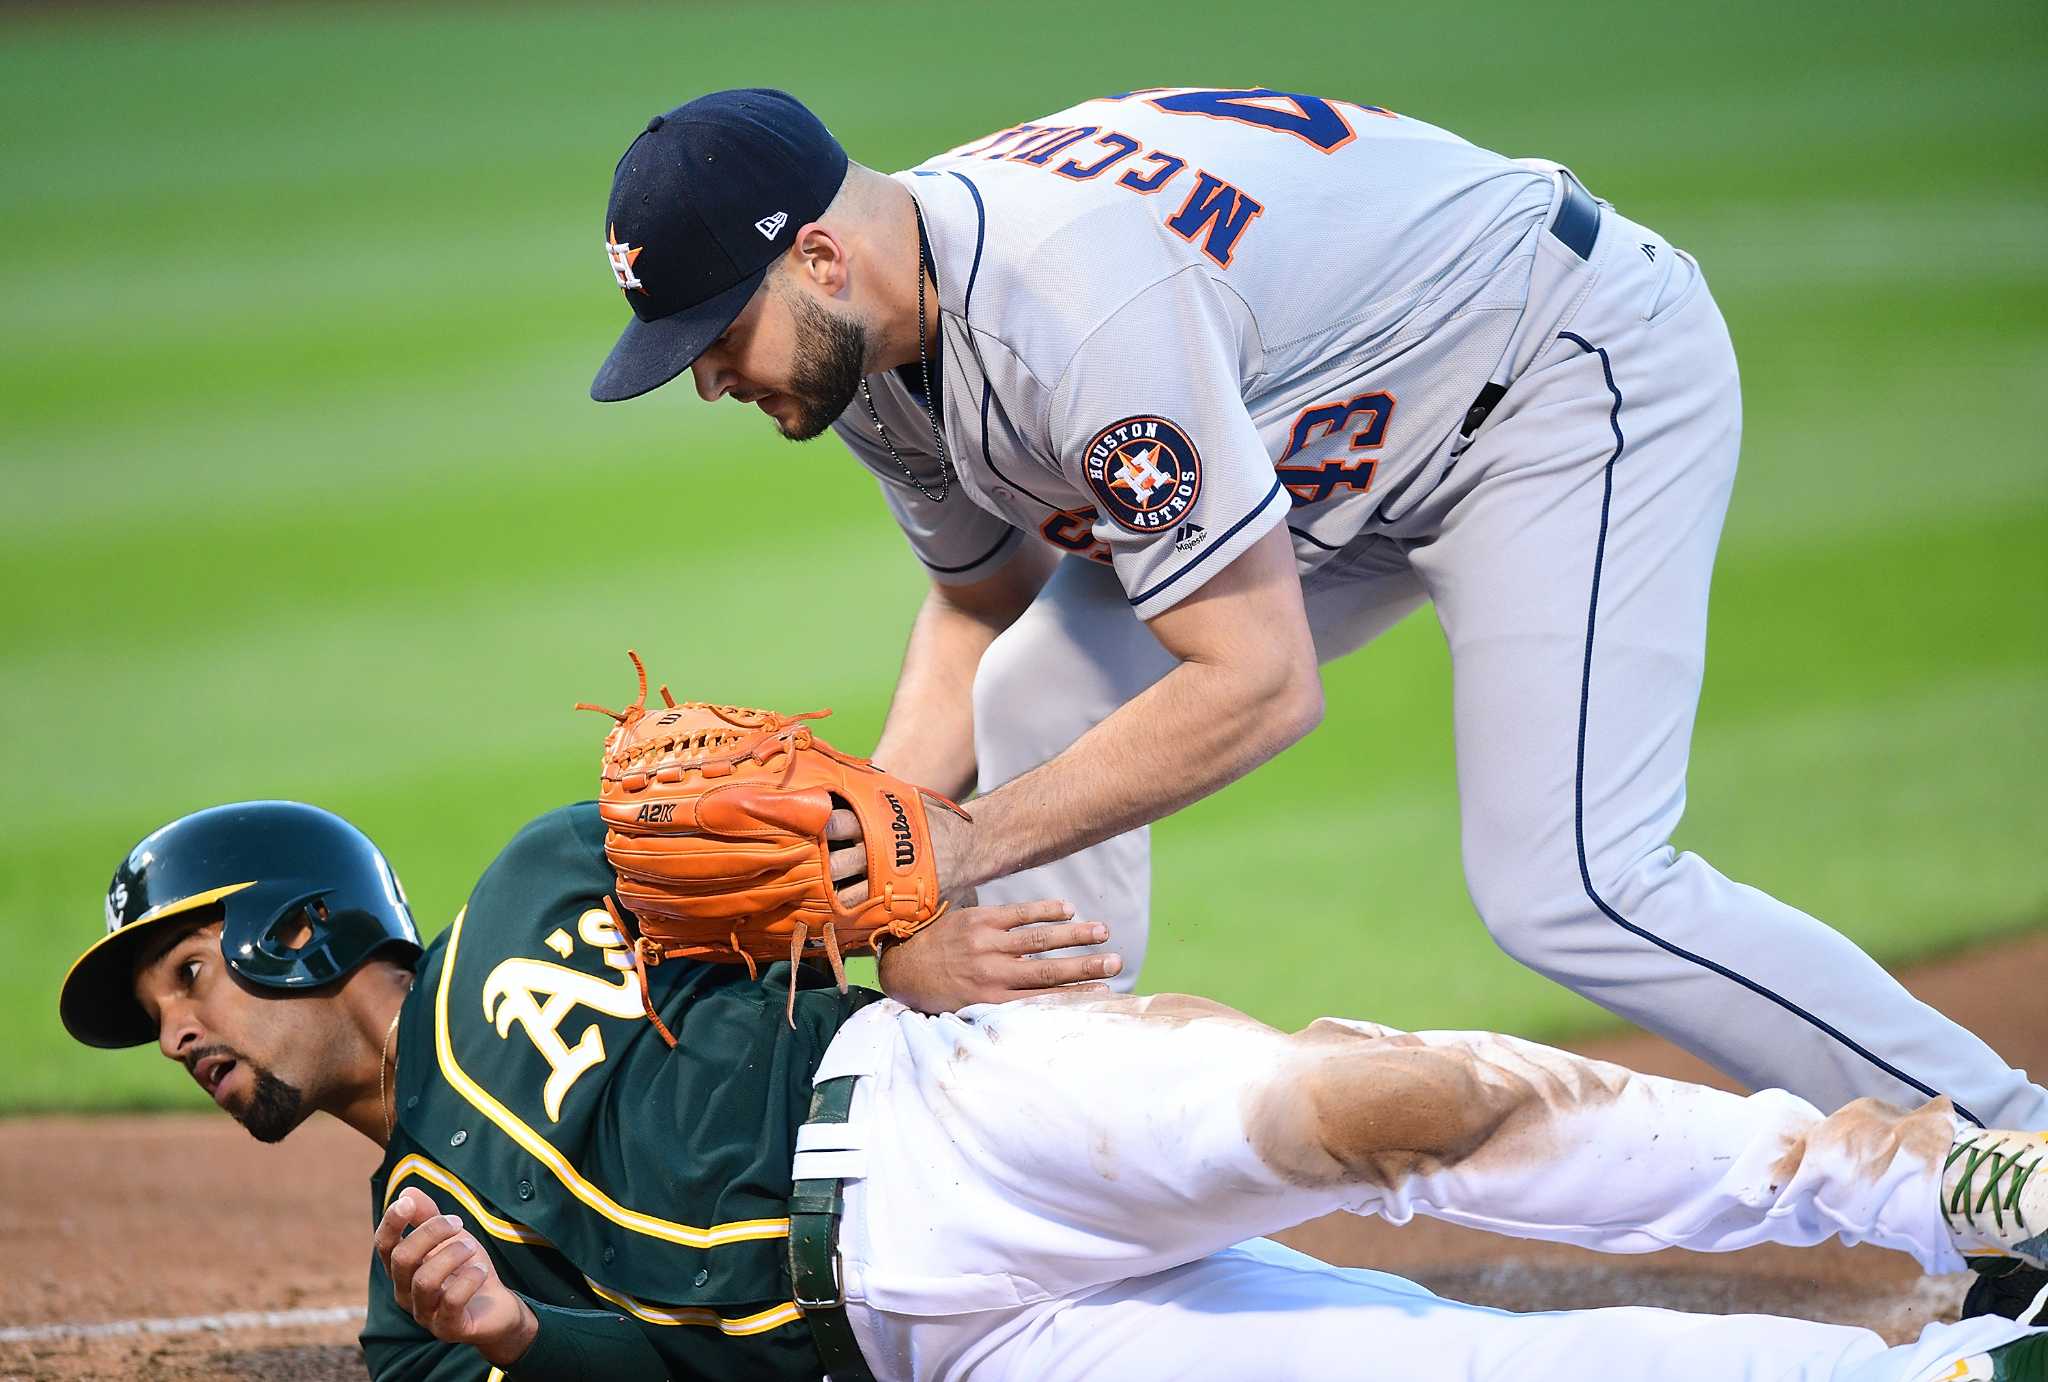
[796, 993, 2041, 1382]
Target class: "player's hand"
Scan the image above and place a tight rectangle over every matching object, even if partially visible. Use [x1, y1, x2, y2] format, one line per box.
[375, 1189, 538, 1368]
[827, 809, 869, 904]
[829, 804, 979, 909]
[876, 898, 1122, 1013]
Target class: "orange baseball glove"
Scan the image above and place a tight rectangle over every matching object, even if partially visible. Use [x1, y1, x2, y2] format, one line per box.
[578, 651, 966, 1036]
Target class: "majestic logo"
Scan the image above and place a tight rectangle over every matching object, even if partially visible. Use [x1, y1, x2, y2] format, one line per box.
[754, 211, 789, 240]
[883, 792, 914, 868]
[606, 223, 645, 294]
[1173, 522, 1206, 552]
[1081, 415, 1202, 533]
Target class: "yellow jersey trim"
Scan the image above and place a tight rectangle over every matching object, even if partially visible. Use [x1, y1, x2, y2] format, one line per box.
[384, 1154, 552, 1246]
[581, 1279, 803, 1336]
[432, 905, 791, 1249]
[385, 1155, 800, 1337]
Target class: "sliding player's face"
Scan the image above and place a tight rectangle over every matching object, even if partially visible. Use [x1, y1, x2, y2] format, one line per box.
[132, 921, 317, 1143]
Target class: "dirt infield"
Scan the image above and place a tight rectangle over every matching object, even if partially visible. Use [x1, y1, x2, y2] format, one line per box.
[4, 930, 2041, 1380]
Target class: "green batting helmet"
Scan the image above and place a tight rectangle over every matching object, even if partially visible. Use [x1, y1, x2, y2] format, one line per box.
[60, 801, 423, 1049]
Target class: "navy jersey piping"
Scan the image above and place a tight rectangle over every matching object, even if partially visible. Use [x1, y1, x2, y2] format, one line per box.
[919, 526, 1020, 575]
[1126, 476, 1286, 607]
[1557, 330, 1979, 1127]
[944, 170, 1069, 516]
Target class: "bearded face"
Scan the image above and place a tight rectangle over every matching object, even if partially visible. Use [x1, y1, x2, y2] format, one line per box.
[774, 283, 873, 442]
[133, 922, 325, 1145]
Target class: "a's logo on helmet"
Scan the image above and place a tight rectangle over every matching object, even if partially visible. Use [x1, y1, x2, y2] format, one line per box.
[105, 880, 129, 933]
[1081, 415, 1202, 533]
[606, 223, 646, 294]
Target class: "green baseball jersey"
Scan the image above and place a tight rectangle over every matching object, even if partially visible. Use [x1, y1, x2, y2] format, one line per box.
[360, 802, 879, 1381]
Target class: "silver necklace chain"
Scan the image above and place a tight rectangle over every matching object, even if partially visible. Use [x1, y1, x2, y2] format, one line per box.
[858, 207, 953, 503]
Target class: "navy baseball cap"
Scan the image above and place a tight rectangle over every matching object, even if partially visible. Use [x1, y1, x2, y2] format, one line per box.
[590, 89, 849, 403]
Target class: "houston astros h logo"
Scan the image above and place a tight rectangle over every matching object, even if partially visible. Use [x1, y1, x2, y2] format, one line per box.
[1083, 415, 1203, 532]
[605, 223, 645, 294]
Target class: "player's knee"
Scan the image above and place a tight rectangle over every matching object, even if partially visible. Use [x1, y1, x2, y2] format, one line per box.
[1459, 843, 1582, 968]
[971, 614, 1079, 782]
[971, 601, 1150, 788]
[1465, 836, 1687, 970]
[1252, 1035, 1521, 1186]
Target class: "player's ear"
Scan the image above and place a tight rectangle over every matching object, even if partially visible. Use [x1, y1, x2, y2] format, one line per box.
[789, 222, 849, 295]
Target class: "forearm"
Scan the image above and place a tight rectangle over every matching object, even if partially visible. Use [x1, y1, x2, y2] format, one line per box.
[362, 1294, 661, 1382]
[950, 648, 1321, 888]
[505, 1300, 668, 1381]
[871, 587, 996, 800]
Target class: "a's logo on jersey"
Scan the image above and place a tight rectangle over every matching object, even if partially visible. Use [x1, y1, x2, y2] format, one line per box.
[754, 211, 788, 240]
[480, 908, 644, 1122]
[606, 223, 645, 294]
[1082, 415, 1202, 533]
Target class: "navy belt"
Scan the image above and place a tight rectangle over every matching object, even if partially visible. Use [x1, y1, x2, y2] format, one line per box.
[1549, 171, 1601, 260]
[1459, 174, 1602, 439]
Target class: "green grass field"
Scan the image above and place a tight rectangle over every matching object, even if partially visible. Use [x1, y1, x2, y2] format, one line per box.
[2, 2, 2042, 1112]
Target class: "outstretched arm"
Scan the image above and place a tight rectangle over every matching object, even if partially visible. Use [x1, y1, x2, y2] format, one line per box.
[931, 522, 1320, 895]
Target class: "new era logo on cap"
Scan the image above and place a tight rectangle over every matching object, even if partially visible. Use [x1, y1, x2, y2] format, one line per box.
[754, 211, 788, 240]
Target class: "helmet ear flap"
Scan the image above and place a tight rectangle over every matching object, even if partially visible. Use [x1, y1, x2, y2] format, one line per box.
[226, 880, 415, 991]
[272, 897, 323, 952]
[234, 888, 341, 986]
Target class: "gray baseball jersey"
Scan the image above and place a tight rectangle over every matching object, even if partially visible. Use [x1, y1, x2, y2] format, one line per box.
[833, 88, 1571, 617]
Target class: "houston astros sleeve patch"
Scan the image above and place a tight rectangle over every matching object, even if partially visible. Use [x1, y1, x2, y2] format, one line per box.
[1082, 415, 1203, 533]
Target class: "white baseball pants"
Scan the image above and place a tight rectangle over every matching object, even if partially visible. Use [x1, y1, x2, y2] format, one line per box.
[801, 994, 2041, 1381]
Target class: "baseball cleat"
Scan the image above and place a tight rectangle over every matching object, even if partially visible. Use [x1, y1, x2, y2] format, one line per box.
[1944, 1130, 2048, 1270]
[1964, 1261, 2048, 1325]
